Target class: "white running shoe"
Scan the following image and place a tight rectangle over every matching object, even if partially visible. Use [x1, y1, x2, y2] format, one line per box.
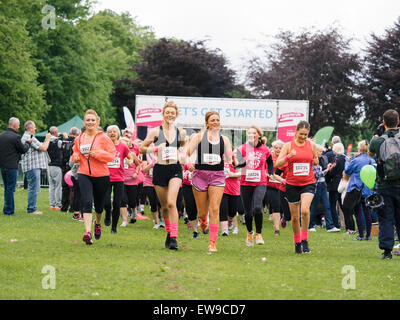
[120, 221, 129, 227]
[232, 227, 239, 234]
[246, 232, 254, 247]
[153, 223, 160, 229]
[221, 229, 229, 236]
[309, 227, 317, 232]
[327, 227, 340, 232]
[255, 233, 265, 245]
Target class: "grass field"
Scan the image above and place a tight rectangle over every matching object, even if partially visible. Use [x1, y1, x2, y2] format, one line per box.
[0, 187, 399, 300]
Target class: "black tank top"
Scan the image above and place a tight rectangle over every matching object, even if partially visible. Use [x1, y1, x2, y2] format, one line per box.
[195, 130, 225, 171]
[154, 126, 181, 148]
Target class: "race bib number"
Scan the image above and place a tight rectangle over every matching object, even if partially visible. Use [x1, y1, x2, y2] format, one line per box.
[293, 163, 310, 176]
[224, 167, 230, 178]
[108, 157, 121, 169]
[188, 172, 193, 181]
[162, 147, 178, 161]
[80, 144, 91, 157]
[246, 170, 261, 182]
[203, 153, 221, 165]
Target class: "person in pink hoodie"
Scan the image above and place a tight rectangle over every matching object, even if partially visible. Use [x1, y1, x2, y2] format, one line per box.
[72, 110, 116, 245]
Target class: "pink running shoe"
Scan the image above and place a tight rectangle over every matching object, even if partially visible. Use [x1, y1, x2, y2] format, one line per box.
[82, 232, 93, 245]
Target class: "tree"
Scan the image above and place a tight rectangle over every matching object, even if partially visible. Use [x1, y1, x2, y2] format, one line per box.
[114, 38, 240, 118]
[246, 28, 362, 136]
[361, 18, 400, 126]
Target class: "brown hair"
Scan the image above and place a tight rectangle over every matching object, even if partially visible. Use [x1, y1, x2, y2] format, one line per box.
[205, 110, 220, 129]
[162, 101, 178, 116]
[296, 120, 310, 131]
[383, 109, 399, 128]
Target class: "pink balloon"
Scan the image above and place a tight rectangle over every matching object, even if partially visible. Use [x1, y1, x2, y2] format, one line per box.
[64, 170, 73, 187]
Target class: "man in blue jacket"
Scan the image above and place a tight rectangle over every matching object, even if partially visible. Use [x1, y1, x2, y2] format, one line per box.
[0, 118, 31, 215]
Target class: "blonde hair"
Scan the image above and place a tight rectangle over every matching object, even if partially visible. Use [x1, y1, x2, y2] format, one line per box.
[357, 140, 369, 154]
[248, 125, 267, 144]
[332, 143, 344, 155]
[163, 101, 178, 116]
[84, 109, 101, 130]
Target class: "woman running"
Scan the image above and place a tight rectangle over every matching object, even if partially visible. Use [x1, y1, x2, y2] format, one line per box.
[72, 110, 116, 245]
[186, 110, 233, 252]
[236, 126, 274, 246]
[140, 101, 186, 250]
[276, 121, 318, 254]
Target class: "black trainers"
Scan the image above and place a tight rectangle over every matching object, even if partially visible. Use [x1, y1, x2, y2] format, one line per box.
[352, 236, 363, 241]
[168, 237, 178, 250]
[129, 218, 136, 224]
[111, 228, 117, 234]
[94, 222, 102, 240]
[274, 230, 280, 236]
[165, 233, 171, 248]
[104, 214, 111, 226]
[301, 240, 311, 253]
[381, 250, 392, 260]
[192, 231, 199, 239]
[295, 242, 302, 254]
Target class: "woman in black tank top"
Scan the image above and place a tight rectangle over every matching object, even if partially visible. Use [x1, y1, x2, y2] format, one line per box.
[186, 111, 233, 252]
[140, 102, 186, 250]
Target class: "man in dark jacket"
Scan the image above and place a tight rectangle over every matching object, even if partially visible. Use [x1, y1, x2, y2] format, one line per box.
[0, 117, 31, 215]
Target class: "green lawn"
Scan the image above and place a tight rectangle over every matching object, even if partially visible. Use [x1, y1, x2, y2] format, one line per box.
[0, 187, 399, 300]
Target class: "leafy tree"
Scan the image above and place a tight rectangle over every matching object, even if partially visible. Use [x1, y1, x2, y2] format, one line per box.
[246, 28, 362, 136]
[360, 17, 400, 126]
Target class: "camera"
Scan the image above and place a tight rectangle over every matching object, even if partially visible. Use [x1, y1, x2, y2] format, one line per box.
[374, 123, 385, 137]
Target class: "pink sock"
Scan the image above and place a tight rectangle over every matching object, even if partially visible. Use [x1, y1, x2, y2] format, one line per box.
[170, 223, 178, 238]
[301, 229, 308, 241]
[164, 219, 171, 233]
[293, 233, 301, 244]
[209, 224, 219, 242]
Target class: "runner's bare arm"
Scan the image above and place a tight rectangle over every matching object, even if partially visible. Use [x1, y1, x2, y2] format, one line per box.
[186, 131, 202, 157]
[140, 127, 159, 154]
[223, 136, 233, 164]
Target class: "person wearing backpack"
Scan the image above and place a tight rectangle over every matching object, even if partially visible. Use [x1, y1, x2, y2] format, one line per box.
[369, 109, 400, 260]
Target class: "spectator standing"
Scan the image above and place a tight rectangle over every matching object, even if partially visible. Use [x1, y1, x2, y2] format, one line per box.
[0, 117, 31, 215]
[21, 121, 51, 215]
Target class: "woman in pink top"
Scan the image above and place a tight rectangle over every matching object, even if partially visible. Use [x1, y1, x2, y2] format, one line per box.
[104, 125, 134, 234]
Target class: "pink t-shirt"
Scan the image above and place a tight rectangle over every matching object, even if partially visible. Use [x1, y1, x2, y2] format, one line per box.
[224, 161, 240, 196]
[143, 155, 156, 187]
[238, 142, 271, 186]
[183, 163, 195, 186]
[123, 161, 138, 185]
[108, 142, 130, 182]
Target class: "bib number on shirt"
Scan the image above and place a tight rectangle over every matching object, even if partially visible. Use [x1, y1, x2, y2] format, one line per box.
[162, 147, 178, 161]
[108, 157, 121, 169]
[203, 153, 221, 165]
[293, 163, 310, 176]
[224, 167, 230, 178]
[245, 170, 261, 182]
[80, 144, 91, 157]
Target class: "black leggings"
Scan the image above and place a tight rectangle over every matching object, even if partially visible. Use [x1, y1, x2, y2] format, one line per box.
[137, 182, 145, 206]
[121, 184, 138, 209]
[71, 175, 81, 212]
[104, 181, 124, 230]
[78, 174, 110, 214]
[143, 186, 159, 213]
[279, 190, 291, 221]
[240, 185, 267, 234]
[220, 193, 239, 222]
[182, 184, 197, 221]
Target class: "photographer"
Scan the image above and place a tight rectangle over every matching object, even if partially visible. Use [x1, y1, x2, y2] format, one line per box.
[60, 127, 80, 212]
[369, 109, 400, 259]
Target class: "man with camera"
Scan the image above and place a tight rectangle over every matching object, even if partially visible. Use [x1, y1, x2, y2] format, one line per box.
[369, 109, 400, 259]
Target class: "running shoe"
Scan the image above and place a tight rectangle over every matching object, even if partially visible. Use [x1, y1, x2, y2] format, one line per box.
[301, 240, 311, 253]
[169, 237, 178, 250]
[50, 207, 55, 210]
[187, 223, 192, 230]
[159, 221, 165, 228]
[208, 241, 217, 252]
[228, 221, 233, 230]
[240, 215, 246, 225]
[130, 218, 137, 224]
[274, 230, 280, 236]
[153, 223, 161, 229]
[381, 250, 392, 260]
[232, 227, 239, 234]
[104, 214, 111, 226]
[255, 233, 264, 245]
[94, 221, 102, 240]
[280, 217, 286, 228]
[295, 242, 302, 254]
[120, 221, 129, 227]
[192, 231, 199, 239]
[327, 227, 341, 232]
[200, 218, 208, 234]
[82, 232, 93, 245]
[165, 233, 171, 248]
[111, 228, 117, 234]
[352, 236, 363, 241]
[309, 227, 316, 232]
[392, 250, 400, 256]
[221, 229, 229, 237]
[246, 232, 254, 247]
[72, 214, 80, 221]
[363, 236, 372, 241]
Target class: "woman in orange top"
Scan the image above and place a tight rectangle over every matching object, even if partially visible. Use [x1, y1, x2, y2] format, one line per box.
[276, 121, 318, 254]
[72, 110, 116, 245]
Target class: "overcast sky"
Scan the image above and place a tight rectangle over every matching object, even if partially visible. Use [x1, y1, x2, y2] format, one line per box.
[94, 0, 400, 79]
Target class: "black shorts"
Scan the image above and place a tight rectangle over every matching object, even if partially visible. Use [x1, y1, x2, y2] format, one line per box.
[152, 163, 183, 187]
[266, 187, 280, 213]
[285, 183, 316, 203]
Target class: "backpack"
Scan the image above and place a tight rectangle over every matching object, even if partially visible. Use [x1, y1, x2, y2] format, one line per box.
[379, 132, 400, 181]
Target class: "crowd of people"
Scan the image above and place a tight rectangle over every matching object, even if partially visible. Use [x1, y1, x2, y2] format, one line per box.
[0, 105, 399, 259]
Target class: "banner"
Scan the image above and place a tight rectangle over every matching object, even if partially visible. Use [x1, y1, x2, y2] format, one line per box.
[277, 100, 309, 143]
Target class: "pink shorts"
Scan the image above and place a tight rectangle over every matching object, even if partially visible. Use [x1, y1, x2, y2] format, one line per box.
[192, 170, 225, 192]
